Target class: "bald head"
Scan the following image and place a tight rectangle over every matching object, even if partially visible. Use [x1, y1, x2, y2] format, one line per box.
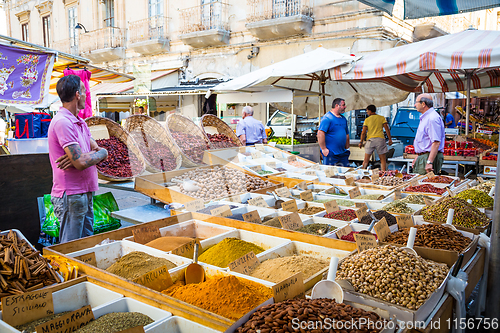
[415, 93, 433, 112]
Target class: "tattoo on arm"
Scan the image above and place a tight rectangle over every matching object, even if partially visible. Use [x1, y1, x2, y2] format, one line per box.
[83, 149, 107, 168]
[67, 144, 82, 161]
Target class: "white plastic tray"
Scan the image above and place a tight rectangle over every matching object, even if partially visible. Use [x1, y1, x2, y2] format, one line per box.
[146, 316, 220, 333]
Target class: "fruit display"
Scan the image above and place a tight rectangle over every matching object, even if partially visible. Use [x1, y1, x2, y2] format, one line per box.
[455, 189, 494, 208]
[482, 153, 497, 161]
[470, 137, 498, 149]
[170, 131, 210, 164]
[268, 137, 301, 145]
[207, 133, 238, 149]
[404, 184, 446, 195]
[421, 197, 490, 228]
[96, 137, 143, 178]
[404, 145, 415, 154]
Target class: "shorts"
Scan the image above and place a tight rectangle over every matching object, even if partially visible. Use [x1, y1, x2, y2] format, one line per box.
[365, 137, 388, 155]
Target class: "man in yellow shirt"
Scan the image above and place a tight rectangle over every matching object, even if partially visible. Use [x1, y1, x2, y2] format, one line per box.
[359, 105, 393, 170]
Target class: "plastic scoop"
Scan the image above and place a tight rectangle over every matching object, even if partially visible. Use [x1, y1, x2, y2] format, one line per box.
[185, 243, 205, 284]
[311, 257, 343, 302]
[172, 179, 201, 192]
[466, 199, 473, 204]
[401, 227, 418, 256]
[445, 208, 458, 231]
[488, 186, 495, 197]
[358, 219, 376, 235]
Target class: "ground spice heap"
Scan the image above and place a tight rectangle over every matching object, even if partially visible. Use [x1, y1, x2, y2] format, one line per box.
[162, 275, 272, 321]
[198, 238, 265, 267]
[16, 311, 70, 333]
[421, 197, 490, 228]
[295, 223, 335, 235]
[353, 194, 383, 200]
[105, 251, 176, 280]
[297, 206, 325, 215]
[400, 194, 434, 205]
[249, 255, 328, 283]
[262, 216, 282, 228]
[74, 312, 154, 333]
[145, 236, 195, 252]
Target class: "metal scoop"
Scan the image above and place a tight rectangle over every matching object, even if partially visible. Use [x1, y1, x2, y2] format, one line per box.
[267, 191, 284, 209]
[446, 178, 457, 189]
[359, 219, 376, 235]
[464, 170, 473, 179]
[185, 243, 205, 284]
[401, 227, 418, 256]
[311, 257, 344, 302]
[400, 165, 406, 173]
[172, 179, 201, 192]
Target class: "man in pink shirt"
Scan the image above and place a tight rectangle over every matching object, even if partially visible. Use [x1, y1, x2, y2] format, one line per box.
[48, 75, 108, 243]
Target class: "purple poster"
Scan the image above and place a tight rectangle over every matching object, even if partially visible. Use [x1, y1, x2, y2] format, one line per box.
[0, 44, 55, 105]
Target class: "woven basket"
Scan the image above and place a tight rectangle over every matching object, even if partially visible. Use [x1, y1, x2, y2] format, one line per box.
[165, 113, 211, 168]
[85, 116, 146, 182]
[124, 115, 182, 173]
[201, 114, 242, 149]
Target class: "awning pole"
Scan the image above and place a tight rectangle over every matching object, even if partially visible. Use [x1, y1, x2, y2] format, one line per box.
[465, 71, 471, 136]
[318, 94, 321, 124]
[291, 91, 294, 151]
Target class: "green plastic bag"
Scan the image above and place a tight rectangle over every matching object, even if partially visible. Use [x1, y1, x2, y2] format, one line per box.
[41, 192, 121, 237]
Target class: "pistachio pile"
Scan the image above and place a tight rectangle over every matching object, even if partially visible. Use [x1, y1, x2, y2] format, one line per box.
[455, 189, 494, 208]
[337, 245, 449, 310]
[421, 197, 490, 228]
[381, 201, 415, 214]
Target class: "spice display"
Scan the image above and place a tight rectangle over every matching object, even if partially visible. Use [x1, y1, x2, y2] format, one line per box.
[145, 236, 195, 252]
[381, 201, 415, 214]
[0, 230, 60, 296]
[130, 132, 177, 171]
[400, 194, 435, 205]
[470, 180, 495, 194]
[405, 184, 446, 195]
[297, 206, 325, 215]
[235, 298, 385, 333]
[353, 194, 383, 200]
[229, 213, 246, 221]
[198, 238, 265, 267]
[170, 131, 210, 164]
[295, 223, 336, 235]
[172, 166, 274, 200]
[262, 216, 282, 228]
[360, 211, 397, 226]
[373, 176, 404, 186]
[455, 189, 494, 208]
[288, 160, 307, 168]
[96, 137, 142, 178]
[422, 175, 457, 184]
[16, 311, 70, 333]
[74, 312, 154, 333]
[421, 197, 490, 228]
[356, 178, 372, 183]
[274, 167, 287, 172]
[249, 255, 328, 282]
[334, 198, 355, 206]
[256, 170, 273, 175]
[163, 275, 272, 321]
[384, 224, 471, 252]
[196, 204, 238, 215]
[207, 133, 237, 148]
[105, 251, 176, 280]
[341, 231, 378, 242]
[337, 245, 449, 310]
[324, 209, 357, 221]
[379, 170, 414, 181]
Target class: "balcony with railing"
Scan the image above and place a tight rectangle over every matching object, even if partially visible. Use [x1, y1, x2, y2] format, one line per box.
[246, 0, 313, 40]
[128, 16, 170, 55]
[178, 1, 230, 48]
[79, 27, 126, 63]
[51, 39, 80, 56]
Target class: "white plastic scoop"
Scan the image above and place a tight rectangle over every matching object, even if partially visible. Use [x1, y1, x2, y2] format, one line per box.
[400, 165, 406, 173]
[401, 227, 418, 256]
[311, 257, 343, 302]
[466, 199, 473, 204]
[172, 179, 201, 192]
[445, 208, 458, 231]
[489, 186, 495, 197]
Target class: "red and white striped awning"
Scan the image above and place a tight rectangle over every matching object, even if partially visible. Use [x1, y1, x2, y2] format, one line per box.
[342, 29, 500, 93]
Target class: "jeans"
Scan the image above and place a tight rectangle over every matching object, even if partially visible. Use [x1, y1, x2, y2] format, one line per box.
[51, 192, 94, 243]
[322, 150, 351, 167]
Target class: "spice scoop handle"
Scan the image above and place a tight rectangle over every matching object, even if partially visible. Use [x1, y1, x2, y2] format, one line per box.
[400, 165, 406, 173]
[464, 170, 473, 179]
[451, 254, 464, 277]
[193, 243, 199, 264]
[327, 257, 339, 281]
[367, 220, 376, 232]
[446, 208, 455, 225]
[406, 227, 417, 249]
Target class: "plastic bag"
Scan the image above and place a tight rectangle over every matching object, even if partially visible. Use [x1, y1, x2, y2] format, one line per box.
[42, 194, 60, 237]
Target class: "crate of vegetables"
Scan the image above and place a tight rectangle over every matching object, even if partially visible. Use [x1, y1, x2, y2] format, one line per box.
[86, 117, 146, 181]
[201, 114, 242, 148]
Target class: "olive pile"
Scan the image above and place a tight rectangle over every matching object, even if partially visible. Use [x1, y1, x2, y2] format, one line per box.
[455, 189, 494, 208]
[421, 197, 489, 228]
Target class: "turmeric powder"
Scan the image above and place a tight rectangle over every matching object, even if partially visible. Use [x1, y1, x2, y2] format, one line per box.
[198, 238, 265, 267]
[162, 275, 272, 321]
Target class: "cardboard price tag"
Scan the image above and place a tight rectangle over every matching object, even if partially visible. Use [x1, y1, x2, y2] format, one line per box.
[2, 289, 54, 327]
[226, 195, 242, 203]
[394, 188, 402, 200]
[273, 151, 282, 159]
[305, 170, 317, 176]
[296, 181, 308, 190]
[275, 187, 292, 198]
[355, 202, 368, 209]
[374, 217, 391, 242]
[228, 251, 260, 275]
[249, 165, 262, 173]
[311, 164, 321, 170]
[279, 212, 303, 230]
[426, 171, 435, 179]
[281, 200, 299, 212]
[184, 199, 204, 212]
[117, 326, 146, 333]
[89, 124, 109, 140]
[35, 305, 94, 333]
[371, 173, 379, 182]
[243, 210, 262, 224]
[345, 177, 356, 186]
[272, 272, 305, 303]
[335, 225, 353, 239]
[133, 265, 173, 292]
[247, 196, 269, 208]
[354, 233, 378, 253]
[348, 187, 361, 199]
[355, 206, 369, 221]
[287, 155, 297, 163]
[251, 151, 262, 159]
[299, 190, 314, 201]
[75, 252, 97, 266]
[255, 144, 265, 151]
[396, 215, 414, 229]
[210, 205, 233, 217]
[266, 162, 277, 169]
[171, 239, 201, 258]
[132, 226, 161, 245]
[325, 167, 336, 178]
[324, 200, 339, 213]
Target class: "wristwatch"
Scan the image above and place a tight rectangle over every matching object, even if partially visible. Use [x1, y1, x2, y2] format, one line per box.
[426, 160, 433, 164]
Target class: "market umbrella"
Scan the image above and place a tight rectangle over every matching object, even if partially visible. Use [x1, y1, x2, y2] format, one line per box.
[340, 29, 500, 135]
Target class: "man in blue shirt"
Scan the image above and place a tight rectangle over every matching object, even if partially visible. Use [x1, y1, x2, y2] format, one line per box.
[236, 106, 268, 146]
[444, 110, 456, 128]
[318, 98, 350, 166]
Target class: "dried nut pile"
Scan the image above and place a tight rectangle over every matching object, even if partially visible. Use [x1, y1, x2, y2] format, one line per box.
[421, 197, 490, 228]
[172, 166, 274, 200]
[207, 133, 237, 149]
[324, 209, 357, 221]
[96, 137, 143, 178]
[337, 245, 449, 310]
[295, 223, 335, 235]
[422, 175, 456, 184]
[405, 184, 446, 195]
[353, 194, 383, 200]
[236, 298, 385, 333]
[360, 211, 397, 226]
[381, 201, 415, 214]
[130, 132, 177, 171]
[373, 176, 404, 186]
[455, 189, 494, 208]
[170, 131, 210, 164]
[470, 180, 495, 194]
[297, 206, 325, 215]
[400, 194, 434, 205]
[341, 231, 378, 242]
[384, 224, 471, 252]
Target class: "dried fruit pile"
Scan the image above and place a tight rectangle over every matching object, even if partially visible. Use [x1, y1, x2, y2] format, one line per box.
[422, 175, 456, 184]
[170, 131, 210, 164]
[207, 133, 238, 149]
[455, 189, 494, 208]
[96, 136, 143, 178]
[360, 210, 397, 226]
[324, 209, 357, 221]
[421, 197, 490, 228]
[405, 184, 446, 195]
[130, 132, 177, 171]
